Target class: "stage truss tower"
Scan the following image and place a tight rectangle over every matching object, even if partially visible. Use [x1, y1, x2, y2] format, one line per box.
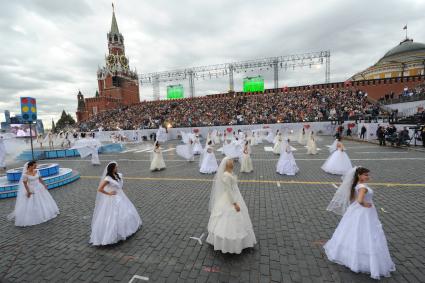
[140, 50, 330, 99]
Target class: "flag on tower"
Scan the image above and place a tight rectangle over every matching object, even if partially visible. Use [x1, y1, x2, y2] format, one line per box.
[403, 25, 407, 30]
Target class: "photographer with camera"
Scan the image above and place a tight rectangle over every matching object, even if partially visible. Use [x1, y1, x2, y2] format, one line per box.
[384, 125, 397, 146]
[397, 127, 410, 146]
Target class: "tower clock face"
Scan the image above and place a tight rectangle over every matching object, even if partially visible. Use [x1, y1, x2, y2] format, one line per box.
[107, 54, 116, 66]
[120, 55, 128, 68]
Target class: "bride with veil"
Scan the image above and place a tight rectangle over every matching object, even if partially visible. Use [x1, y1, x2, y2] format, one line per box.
[206, 157, 256, 254]
[8, 161, 59, 226]
[90, 161, 142, 246]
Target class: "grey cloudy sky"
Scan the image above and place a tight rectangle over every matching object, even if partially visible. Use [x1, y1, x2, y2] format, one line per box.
[1, 0, 424, 126]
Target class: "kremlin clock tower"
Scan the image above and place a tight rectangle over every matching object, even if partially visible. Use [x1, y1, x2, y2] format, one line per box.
[76, 5, 140, 122]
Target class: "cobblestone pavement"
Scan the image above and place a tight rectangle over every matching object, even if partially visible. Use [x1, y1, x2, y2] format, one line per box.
[1, 136, 424, 283]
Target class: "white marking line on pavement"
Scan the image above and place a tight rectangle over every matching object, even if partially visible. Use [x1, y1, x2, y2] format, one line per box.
[277, 182, 281, 187]
[51, 157, 425, 163]
[354, 151, 408, 154]
[332, 183, 338, 189]
[129, 275, 149, 282]
[189, 233, 205, 245]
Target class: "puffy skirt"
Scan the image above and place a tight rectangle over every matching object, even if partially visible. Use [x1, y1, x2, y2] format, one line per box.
[207, 196, 256, 254]
[324, 203, 395, 280]
[273, 141, 282, 154]
[193, 143, 203, 155]
[150, 153, 166, 171]
[223, 144, 241, 159]
[90, 191, 142, 246]
[276, 152, 299, 175]
[13, 183, 59, 227]
[307, 141, 318, 155]
[240, 154, 253, 173]
[266, 134, 274, 143]
[200, 153, 218, 174]
[176, 145, 194, 161]
[321, 150, 352, 175]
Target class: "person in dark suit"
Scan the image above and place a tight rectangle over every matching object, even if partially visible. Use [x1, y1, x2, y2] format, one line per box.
[360, 125, 367, 139]
[377, 125, 386, 146]
[421, 126, 425, 147]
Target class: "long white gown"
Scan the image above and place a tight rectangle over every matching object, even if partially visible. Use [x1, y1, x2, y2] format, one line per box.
[240, 150, 253, 173]
[192, 138, 203, 155]
[297, 130, 306, 145]
[90, 174, 142, 246]
[276, 143, 299, 175]
[9, 171, 59, 227]
[250, 133, 257, 146]
[306, 136, 318, 155]
[207, 171, 256, 254]
[223, 141, 241, 159]
[72, 138, 101, 165]
[150, 148, 166, 171]
[273, 137, 283, 154]
[324, 184, 395, 280]
[321, 144, 353, 175]
[266, 131, 275, 143]
[176, 143, 195, 161]
[199, 146, 218, 174]
[255, 132, 263, 144]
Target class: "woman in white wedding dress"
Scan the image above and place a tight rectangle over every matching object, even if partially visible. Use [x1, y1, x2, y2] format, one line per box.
[199, 141, 218, 174]
[240, 141, 253, 173]
[306, 131, 318, 155]
[321, 138, 352, 175]
[176, 139, 195, 162]
[192, 135, 203, 155]
[206, 157, 256, 254]
[250, 131, 257, 146]
[72, 133, 101, 165]
[8, 161, 59, 227]
[150, 141, 166, 171]
[273, 133, 283, 154]
[90, 162, 142, 246]
[266, 130, 275, 144]
[297, 128, 306, 145]
[276, 139, 299, 176]
[324, 167, 395, 280]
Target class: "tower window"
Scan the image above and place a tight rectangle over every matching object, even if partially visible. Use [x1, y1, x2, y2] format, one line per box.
[114, 35, 118, 41]
[112, 76, 120, 87]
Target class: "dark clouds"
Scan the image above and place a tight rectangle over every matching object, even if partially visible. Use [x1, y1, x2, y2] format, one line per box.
[1, 0, 424, 126]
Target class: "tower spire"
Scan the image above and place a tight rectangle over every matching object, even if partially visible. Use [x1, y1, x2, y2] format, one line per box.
[110, 3, 119, 34]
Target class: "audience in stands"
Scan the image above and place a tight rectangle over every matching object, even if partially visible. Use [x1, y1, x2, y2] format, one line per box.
[380, 83, 425, 104]
[78, 88, 376, 131]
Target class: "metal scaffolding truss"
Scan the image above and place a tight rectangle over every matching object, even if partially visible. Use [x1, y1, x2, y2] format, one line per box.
[140, 50, 330, 99]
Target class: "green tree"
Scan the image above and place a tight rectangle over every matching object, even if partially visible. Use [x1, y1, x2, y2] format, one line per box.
[55, 110, 76, 132]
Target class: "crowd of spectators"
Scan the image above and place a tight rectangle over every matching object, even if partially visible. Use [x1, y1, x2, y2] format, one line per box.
[77, 88, 378, 131]
[380, 84, 425, 104]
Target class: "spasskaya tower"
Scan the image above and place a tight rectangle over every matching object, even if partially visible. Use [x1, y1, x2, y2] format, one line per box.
[76, 4, 139, 122]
